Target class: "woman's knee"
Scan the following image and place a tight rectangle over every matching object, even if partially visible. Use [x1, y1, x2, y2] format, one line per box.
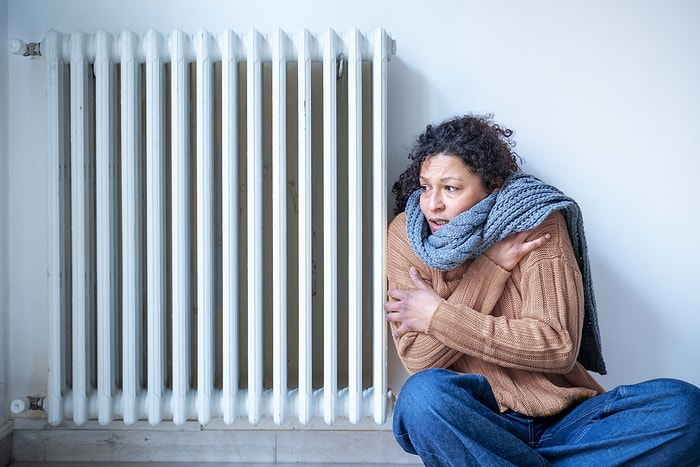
[647, 379, 700, 459]
[659, 379, 700, 431]
[395, 369, 495, 418]
[645, 378, 700, 409]
[395, 369, 449, 416]
[626, 378, 700, 439]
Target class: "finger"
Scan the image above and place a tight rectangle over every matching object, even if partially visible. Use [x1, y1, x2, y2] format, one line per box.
[525, 233, 551, 251]
[507, 230, 530, 242]
[384, 301, 402, 314]
[386, 288, 407, 301]
[386, 310, 402, 323]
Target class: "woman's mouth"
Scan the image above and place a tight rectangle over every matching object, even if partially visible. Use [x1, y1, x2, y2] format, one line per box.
[428, 218, 449, 232]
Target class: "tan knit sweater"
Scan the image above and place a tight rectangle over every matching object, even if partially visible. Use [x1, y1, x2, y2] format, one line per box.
[387, 210, 605, 417]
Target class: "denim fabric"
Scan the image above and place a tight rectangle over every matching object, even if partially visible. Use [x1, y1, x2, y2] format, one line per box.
[393, 369, 700, 466]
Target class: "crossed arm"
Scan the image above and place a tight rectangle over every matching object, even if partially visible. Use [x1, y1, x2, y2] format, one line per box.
[384, 230, 550, 339]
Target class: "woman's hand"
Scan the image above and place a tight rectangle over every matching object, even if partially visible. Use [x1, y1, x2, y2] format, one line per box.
[485, 230, 551, 271]
[385, 267, 441, 339]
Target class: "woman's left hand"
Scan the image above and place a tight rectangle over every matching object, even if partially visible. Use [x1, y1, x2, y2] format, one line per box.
[485, 230, 550, 271]
[385, 267, 441, 338]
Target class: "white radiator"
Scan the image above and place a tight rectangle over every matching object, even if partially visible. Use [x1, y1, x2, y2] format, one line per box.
[38, 28, 394, 427]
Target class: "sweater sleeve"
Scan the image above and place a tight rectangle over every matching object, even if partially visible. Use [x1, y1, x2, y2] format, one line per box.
[388, 211, 585, 375]
[386, 214, 465, 373]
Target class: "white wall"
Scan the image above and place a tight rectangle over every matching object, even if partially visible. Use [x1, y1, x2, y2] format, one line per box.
[4, 0, 699, 418]
[1, 0, 11, 426]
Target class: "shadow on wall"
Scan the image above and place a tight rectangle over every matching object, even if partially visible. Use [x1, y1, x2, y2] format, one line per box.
[588, 253, 671, 390]
[385, 56, 432, 396]
[386, 57, 434, 202]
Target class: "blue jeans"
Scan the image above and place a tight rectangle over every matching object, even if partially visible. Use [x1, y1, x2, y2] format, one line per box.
[393, 369, 700, 466]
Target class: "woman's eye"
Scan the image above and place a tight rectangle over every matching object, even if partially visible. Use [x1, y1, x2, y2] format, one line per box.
[419, 185, 430, 192]
[445, 186, 457, 192]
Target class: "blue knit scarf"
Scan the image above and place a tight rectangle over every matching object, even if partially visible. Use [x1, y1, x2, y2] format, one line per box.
[405, 172, 606, 374]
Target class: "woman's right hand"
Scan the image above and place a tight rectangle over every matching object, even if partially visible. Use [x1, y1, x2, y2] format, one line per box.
[385, 267, 441, 339]
[485, 230, 550, 271]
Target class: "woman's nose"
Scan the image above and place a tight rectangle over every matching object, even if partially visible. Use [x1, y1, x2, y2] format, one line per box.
[428, 191, 444, 211]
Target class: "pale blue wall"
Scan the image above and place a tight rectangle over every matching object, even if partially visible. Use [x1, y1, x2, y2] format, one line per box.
[1, 0, 10, 427]
[4, 0, 700, 411]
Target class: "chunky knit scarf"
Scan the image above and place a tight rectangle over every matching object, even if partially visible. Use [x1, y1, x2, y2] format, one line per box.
[405, 172, 606, 374]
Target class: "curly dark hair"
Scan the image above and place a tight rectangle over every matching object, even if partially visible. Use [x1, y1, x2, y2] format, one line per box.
[392, 114, 521, 214]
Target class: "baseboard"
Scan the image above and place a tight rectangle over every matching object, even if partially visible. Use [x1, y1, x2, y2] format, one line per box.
[10, 419, 419, 464]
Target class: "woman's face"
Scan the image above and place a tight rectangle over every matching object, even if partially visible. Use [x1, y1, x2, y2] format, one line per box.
[419, 153, 491, 233]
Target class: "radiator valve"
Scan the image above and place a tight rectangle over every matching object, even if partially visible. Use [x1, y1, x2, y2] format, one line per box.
[8, 39, 42, 57]
[10, 396, 45, 414]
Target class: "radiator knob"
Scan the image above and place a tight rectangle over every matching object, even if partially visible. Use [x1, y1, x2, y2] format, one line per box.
[7, 39, 27, 55]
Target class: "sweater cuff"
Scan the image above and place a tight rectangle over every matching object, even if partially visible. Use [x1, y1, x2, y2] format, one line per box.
[426, 299, 490, 356]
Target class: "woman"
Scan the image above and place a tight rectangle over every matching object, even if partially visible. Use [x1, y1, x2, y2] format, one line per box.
[384, 114, 700, 466]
